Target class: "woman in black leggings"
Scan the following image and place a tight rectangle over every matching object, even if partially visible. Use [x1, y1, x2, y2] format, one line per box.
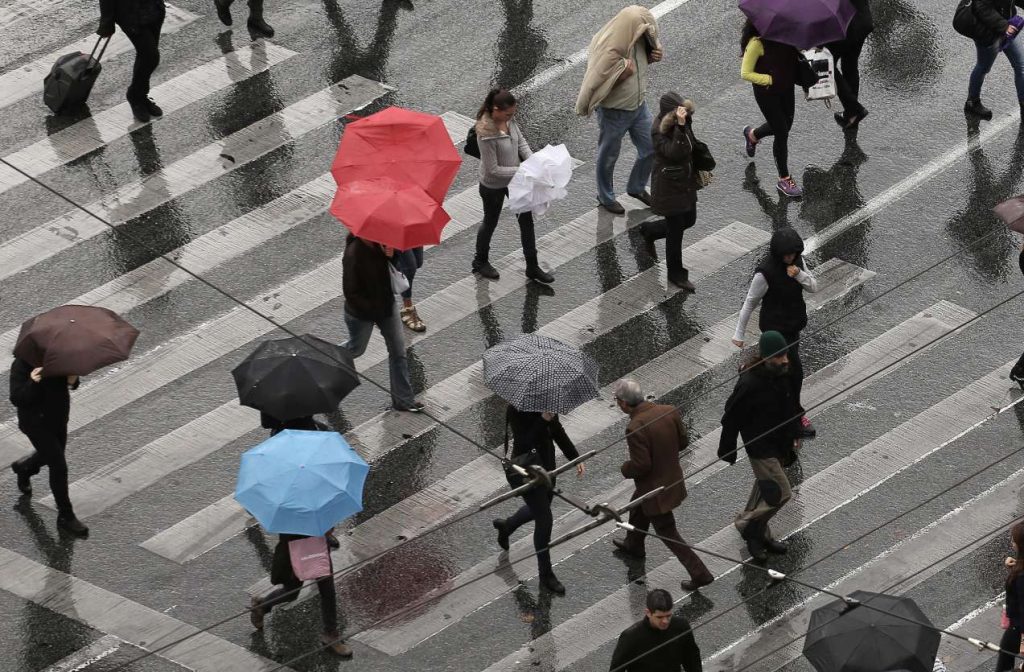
[995, 522, 1024, 671]
[739, 20, 802, 198]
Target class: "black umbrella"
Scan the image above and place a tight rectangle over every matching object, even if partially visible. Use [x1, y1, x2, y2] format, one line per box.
[231, 335, 359, 421]
[803, 591, 940, 672]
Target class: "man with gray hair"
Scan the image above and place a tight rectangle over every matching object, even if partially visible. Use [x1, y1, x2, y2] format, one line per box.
[612, 379, 714, 592]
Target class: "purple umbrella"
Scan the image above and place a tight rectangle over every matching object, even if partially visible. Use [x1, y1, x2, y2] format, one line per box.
[739, 0, 856, 50]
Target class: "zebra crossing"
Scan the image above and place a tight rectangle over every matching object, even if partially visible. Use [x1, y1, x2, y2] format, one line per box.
[1, 3, 1022, 671]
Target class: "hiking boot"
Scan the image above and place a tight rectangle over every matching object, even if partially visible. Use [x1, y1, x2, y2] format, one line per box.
[540, 572, 566, 595]
[776, 177, 802, 198]
[472, 260, 500, 280]
[493, 518, 510, 551]
[680, 574, 714, 592]
[57, 514, 89, 537]
[964, 98, 993, 120]
[128, 99, 151, 123]
[743, 125, 757, 157]
[145, 98, 163, 117]
[525, 264, 554, 284]
[214, 0, 233, 25]
[611, 538, 646, 559]
[764, 537, 789, 554]
[627, 190, 652, 207]
[320, 633, 353, 658]
[600, 200, 626, 215]
[10, 461, 30, 495]
[799, 416, 817, 439]
[250, 596, 264, 629]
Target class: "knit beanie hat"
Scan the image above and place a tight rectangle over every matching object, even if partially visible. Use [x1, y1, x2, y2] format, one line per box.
[759, 330, 788, 358]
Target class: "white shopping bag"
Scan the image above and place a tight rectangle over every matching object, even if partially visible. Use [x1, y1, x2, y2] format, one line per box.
[507, 144, 575, 217]
[801, 47, 836, 102]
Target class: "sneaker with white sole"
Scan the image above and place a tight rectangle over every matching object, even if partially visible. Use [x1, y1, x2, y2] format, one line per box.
[776, 177, 802, 198]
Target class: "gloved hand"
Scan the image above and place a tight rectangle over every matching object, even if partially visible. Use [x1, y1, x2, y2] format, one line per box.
[97, 19, 115, 37]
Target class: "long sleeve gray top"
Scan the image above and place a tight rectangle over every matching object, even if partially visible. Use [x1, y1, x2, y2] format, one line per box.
[476, 116, 533, 189]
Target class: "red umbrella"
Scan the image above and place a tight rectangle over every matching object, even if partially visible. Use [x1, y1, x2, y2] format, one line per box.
[330, 177, 450, 248]
[14, 305, 140, 376]
[331, 106, 462, 204]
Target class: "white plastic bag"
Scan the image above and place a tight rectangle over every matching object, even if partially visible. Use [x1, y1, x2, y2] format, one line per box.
[801, 47, 836, 102]
[507, 144, 575, 217]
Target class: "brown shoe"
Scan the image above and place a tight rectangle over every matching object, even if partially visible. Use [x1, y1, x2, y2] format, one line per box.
[250, 596, 264, 630]
[680, 574, 714, 592]
[321, 632, 353, 658]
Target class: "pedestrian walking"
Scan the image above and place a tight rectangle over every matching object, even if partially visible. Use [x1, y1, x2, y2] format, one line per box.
[249, 533, 352, 658]
[962, 0, 1024, 120]
[212, 0, 275, 37]
[718, 331, 802, 562]
[732, 227, 818, 437]
[97, 0, 165, 123]
[473, 88, 554, 284]
[576, 5, 663, 214]
[739, 20, 803, 198]
[639, 93, 703, 291]
[8, 358, 89, 537]
[610, 379, 714, 591]
[492, 406, 585, 595]
[609, 588, 703, 672]
[996, 522, 1024, 671]
[340, 233, 423, 413]
[395, 247, 426, 332]
[1013, 245, 1024, 389]
[827, 0, 872, 129]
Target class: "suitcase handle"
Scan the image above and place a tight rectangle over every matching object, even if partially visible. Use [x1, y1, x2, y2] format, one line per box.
[87, 36, 111, 68]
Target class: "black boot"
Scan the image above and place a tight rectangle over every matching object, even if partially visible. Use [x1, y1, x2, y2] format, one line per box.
[10, 460, 31, 495]
[493, 518, 510, 551]
[214, 0, 233, 25]
[524, 256, 554, 284]
[539, 571, 565, 594]
[128, 98, 151, 123]
[247, 0, 274, 37]
[57, 513, 89, 537]
[472, 258, 500, 280]
[964, 98, 993, 120]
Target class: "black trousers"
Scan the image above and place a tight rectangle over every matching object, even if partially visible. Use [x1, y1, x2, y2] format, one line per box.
[18, 425, 73, 515]
[505, 485, 555, 577]
[831, 37, 867, 116]
[996, 625, 1022, 671]
[780, 330, 804, 412]
[641, 209, 697, 281]
[752, 86, 795, 178]
[123, 21, 162, 102]
[261, 575, 339, 633]
[476, 184, 537, 265]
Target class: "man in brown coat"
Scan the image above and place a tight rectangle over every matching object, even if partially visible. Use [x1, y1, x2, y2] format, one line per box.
[611, 378, 714, 592]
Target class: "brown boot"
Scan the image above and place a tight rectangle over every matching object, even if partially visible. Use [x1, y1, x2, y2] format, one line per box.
[321, 632, 353, 658]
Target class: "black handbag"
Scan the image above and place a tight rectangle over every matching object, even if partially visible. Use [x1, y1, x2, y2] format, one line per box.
[503, 420, 540, 489]
[464, 126, 481, 159]
[691, 135, 715, 189]
[795, 55, 820, 89]
[953, 0, 981, 39]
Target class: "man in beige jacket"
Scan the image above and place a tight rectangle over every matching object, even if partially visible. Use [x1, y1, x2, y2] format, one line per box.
[576, 5, 663, 215]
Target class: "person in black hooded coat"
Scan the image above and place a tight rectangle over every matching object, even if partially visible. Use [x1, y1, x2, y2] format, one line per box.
[731, 228, 818, 436]
[97, 0, 165, 122]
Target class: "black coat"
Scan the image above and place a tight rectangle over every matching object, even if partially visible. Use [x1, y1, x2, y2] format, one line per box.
[1007, 572, 1024, 628]
[718, 364, 801, 462]
[260, 413, 328, 436]
[99, 0, 166, 29]
[9, 357, 77, 432]
[506, 407, 579, 471]
[342, 234, 395, 322]
[973, 0, 1024, 38]
[651, 93, 698, 217]
[609, 615, 702, 672]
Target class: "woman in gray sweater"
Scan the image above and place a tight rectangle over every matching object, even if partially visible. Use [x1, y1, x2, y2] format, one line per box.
[473, 88, 553, 283]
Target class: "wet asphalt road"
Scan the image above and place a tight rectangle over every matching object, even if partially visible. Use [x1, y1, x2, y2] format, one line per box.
[2, 0, 1024, 670]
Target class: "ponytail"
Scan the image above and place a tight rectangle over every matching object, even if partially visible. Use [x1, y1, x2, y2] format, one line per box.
[740, 19, 760, 54]
[476, 88, 517, 120]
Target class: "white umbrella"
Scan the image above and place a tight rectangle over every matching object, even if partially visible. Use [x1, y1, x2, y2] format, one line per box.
[507, 144, 574, 217]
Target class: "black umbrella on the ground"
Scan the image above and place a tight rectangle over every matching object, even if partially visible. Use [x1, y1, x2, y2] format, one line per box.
[803, 591, 940, 672]
[231, 335, 359, 421]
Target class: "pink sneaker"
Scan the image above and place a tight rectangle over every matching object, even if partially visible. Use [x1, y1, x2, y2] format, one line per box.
[777, 177, 802, 198]
[799, 416, 816, 439]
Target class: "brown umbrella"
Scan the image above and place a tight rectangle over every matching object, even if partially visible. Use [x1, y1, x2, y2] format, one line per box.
[994, 195, 1024, 233]
[13, 305, 140, 376]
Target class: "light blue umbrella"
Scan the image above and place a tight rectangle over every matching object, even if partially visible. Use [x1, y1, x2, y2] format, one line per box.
[234, 429, 369, 536]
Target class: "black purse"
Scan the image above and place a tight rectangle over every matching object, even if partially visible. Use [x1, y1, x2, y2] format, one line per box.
[796, 55, 819, 89]
[691, 134, 715, 189]
[464, 126, 481, 159]
[503, 420, 540, 489]
[952, 0, 981, 39]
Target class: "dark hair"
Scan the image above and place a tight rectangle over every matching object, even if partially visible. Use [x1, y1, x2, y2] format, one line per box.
[646, 589, 674, 613]
[477, 88, 517, 120]
[1009, 522, 1024, 587]
[740, 19, 760, 54]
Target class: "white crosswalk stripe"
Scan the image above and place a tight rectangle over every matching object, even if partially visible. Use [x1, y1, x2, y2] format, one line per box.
[41, 635, 121, 672]
[0, 41, 297, 195]
[0, 4, 199, 110]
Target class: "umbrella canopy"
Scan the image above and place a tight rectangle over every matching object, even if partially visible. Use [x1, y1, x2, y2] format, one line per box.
[739, 0, 855, 49]
[995, 195, 1024, 234]
[13, 305, 140, 376]
[508, 144, 575, 217]
[235, 429, 369, 536]
[330, 177, 451, 248]
[482, 334, 600, 414]
[231, 334, 359, 421]
[331, 106, 462, 204]
[803, 591, 940, 672]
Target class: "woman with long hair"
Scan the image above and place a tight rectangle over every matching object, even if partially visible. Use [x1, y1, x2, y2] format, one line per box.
[996, 522, 1024, 671]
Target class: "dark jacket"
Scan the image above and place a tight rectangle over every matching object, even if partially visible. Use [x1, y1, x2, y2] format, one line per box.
[342, 234, 395, 322]
[973, 0, 1024, 38]
[756, 39, 799, 94]
[756, 228, 808, 335]
[609, 615, 702, 672]
[260, 413, 328, 436]
[651, 92, 698, 217]
[621, 401, 688, 516]
[846, 0, 874, 41]
[719, 363, 801, 463]
[1007, 572, 1024, 628]
[99, 0, 166, 29]
[506, 407, 579, 471]
[9, 357, 77, 432]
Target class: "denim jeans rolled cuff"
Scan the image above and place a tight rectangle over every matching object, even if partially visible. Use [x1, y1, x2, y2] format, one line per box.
[969, 36, 1024, 101]
[595, 101, 655, 206]
[341, 307, 417, 409]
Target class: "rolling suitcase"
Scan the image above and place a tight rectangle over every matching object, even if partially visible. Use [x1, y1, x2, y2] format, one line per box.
[43, 36, 110, 114]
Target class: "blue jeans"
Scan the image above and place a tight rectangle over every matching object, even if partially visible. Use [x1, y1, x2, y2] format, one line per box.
[595, 102, 654, 206]
[969, 37, 1024, 102]
[342, 306, 416, 409]
[395, 248, 422, 300]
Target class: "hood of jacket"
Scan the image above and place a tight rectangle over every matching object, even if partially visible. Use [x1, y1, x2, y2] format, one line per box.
[474, 112, 507, 140]
[575, 5, 661, 116]
[769, 227, 804, 261]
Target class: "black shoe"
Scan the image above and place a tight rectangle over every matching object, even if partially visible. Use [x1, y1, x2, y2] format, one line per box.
[473, 261, 500, 280]
[247, 16, 275, 37]
[668, 275, 695, 292]
[540, 572, 565, 594]
[396, 401, 424, 413]
[680, 575, 714, 592]
[611, 538, 645, 559]
[326, 530, 340, 550]
[639, 227, 657, 258]
[965, 98, 993, 120]
[250, 596, 264, 629]
[627, 191, 652, 207]
[57, 514, 89, 537]
[10, 461, 30, 495]
[214, 0, 233, 25]
[145, 98, 163, 117]
[128, 99, 151, 123]
[493, 519, 510, 551]
[764, 537, 789, 554]
[600, 200, 626, 215]
[745, 535, 767, 562]
[1011, 366, 1024, 390]
[525, 264, 554, 284]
